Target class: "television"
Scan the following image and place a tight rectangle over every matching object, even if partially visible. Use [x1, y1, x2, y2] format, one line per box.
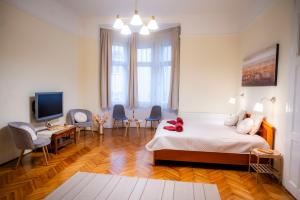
[34, 92, 63, 121]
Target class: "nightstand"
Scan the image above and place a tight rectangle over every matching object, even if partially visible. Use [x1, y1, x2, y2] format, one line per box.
[248, 148, 282, 183]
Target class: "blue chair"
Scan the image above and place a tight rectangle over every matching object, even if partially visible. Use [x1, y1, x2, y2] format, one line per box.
[112, 104, 128, 128]
[145, 105, 162, 128]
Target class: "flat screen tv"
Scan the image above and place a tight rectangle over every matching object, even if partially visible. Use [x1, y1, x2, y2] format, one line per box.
[34, 92, 63, 121]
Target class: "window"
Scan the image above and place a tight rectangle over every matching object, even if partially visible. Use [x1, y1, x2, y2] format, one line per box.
[160, 45, 172, 105]
[137, 48, 152, 105]
[111, 44, 128, 105]
[137, 43, 172, 108]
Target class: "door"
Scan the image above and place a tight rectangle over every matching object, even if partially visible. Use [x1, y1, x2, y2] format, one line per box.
[284, 0, 300, 199]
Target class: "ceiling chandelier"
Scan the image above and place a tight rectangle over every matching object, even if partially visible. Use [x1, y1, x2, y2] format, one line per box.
[113, 0, 158, 35]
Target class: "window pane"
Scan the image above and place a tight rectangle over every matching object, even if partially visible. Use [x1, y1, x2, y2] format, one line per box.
[111, 44, 128, 105]
[137, 48, 152, 63]
[111, 65, 126, 103]
[112, 45, 126, 62]
[162, 66, 171, 103]
[138, 66, 151, 104]
[162, 45, 171, 62]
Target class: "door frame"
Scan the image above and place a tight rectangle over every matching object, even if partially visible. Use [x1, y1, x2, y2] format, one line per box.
[283, 0, 300, 198]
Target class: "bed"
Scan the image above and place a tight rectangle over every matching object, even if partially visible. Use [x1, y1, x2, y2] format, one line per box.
[146, 115, 275, 165]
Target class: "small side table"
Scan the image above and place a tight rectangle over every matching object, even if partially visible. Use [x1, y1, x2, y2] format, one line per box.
[124, 119, 142, 137]
[37, 125, 77, 154]
[248, 148, 282, 183]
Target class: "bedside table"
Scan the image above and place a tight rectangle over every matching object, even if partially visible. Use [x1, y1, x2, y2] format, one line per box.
[248, 148, 282, 183]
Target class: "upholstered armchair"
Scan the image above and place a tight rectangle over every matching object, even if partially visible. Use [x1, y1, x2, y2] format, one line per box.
[8, 122, 51, 168]
[67, 109, 94, 136]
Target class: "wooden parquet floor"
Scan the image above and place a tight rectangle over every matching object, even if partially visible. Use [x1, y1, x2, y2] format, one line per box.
[0, 128, 295, 200]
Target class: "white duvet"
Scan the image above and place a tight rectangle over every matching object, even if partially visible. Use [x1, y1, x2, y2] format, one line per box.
[145, 119, 269, 154]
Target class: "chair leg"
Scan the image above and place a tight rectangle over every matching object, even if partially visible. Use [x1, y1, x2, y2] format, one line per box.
[145, 120, 147, 128]
[42, 146, 48, 166]
[112, 120, 115, 128]
[45, 145, 50, 159]
[15, 149, 25, 169]
[78, 129, 81, 139]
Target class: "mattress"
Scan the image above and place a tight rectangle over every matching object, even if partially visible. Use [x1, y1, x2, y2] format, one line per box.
[145, 119, 269, 154]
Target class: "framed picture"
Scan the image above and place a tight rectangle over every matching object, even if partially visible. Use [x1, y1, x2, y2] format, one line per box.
[242, 44, 279, 86]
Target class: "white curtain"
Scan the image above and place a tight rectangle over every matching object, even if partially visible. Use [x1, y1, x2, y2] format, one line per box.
[110, 33, 129, 106]
[137, 31, 173, 109]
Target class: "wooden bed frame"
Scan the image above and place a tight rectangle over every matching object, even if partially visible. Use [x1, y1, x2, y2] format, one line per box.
[153, 119, 275, 166]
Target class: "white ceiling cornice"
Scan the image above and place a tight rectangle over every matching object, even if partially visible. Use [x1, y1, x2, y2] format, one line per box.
[5, 0, 276, 37]
[4, 0, 81, 35]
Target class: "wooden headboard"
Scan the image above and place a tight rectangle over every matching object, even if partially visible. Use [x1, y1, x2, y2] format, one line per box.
[259, 119, 275, 149]
[245, 113, 275, 149]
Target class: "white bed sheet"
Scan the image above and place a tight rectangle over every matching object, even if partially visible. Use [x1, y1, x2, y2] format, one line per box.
[145, 119, 269, 154]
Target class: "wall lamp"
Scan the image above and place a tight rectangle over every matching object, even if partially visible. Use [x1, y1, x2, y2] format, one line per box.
[253, 97, 276, 113]
[228, 93, 245, 105]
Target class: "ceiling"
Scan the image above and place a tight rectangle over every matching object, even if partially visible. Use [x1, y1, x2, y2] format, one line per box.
[56, 0, 274, 20]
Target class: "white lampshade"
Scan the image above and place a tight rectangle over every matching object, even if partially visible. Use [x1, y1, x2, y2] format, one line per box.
[130, 10, 143, 26]
[253, 103, 264, 113]
[113, 15, 124, 29]
[121, 24, 131, 35]
[147, 16, 158, 30]
[139, 25, 150, 35]
[228, 97, 236, 105]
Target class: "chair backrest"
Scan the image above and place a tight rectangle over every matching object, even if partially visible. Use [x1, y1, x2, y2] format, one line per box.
[150, 105, 162, 119]
[67, 109, 93, 125]
[112, 104, 126, 120]
[8, 122, 35, 150]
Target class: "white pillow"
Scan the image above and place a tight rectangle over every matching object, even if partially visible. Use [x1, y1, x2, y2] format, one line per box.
[224, 114, 239, 126]
[249, 114, 264, 135]
[236, 118, 254, 135]
[237, 110, 246, 125]
[74, 112, 88, 123]
[20, 125, 37, 140]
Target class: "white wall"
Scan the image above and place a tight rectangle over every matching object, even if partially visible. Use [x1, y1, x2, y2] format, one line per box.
[179, 35, 241, 114]
[0, 1, 81, 164]
[239, 0, 293, 154]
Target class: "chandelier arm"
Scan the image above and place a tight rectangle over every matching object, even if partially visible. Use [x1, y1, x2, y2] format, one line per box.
[134, 0, 138, 11]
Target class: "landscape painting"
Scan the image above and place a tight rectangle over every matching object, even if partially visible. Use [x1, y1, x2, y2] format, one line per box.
[242, 44, 279, 86]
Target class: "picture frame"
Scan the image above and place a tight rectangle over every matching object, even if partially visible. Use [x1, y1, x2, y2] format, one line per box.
[242, 44, 279, 87]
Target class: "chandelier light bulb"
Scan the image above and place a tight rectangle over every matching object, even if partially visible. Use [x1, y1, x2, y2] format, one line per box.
[139, 25, 150, 35]
[113, 15, 124, 29]
[130, 10, 143, 26]
[121, 24, 132, 35]
[147, 16, 158, 30]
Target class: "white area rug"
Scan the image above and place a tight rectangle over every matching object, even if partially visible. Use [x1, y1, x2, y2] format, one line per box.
[45, 172, 221, 200]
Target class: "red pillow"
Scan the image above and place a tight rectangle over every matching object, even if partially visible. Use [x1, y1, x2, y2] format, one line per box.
[177, 117, 184, 125]
[167, 120, 177, 125]
[163, 126, 176, 131]
[175, 123, 183, 132]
